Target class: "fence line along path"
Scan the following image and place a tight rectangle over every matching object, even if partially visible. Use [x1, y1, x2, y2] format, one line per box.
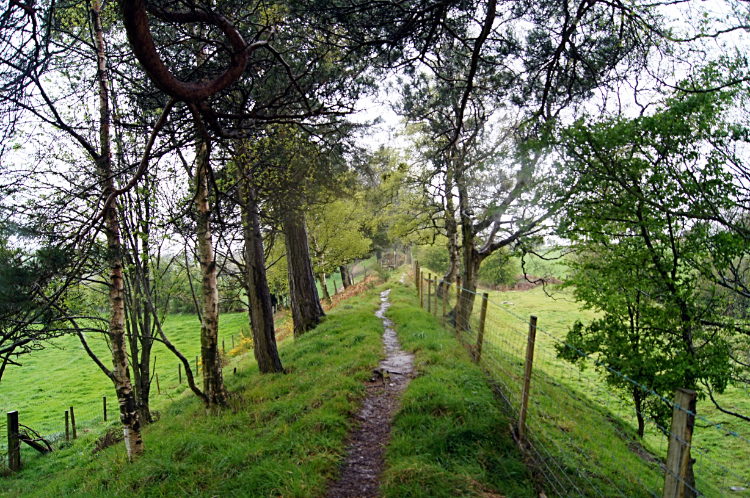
[411, 260, 749, 498]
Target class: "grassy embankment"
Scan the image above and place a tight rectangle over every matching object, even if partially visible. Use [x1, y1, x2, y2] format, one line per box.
[1, 273, 536, 497]
[415, 257, 750, 495]
[482, 287, 750, 496]
[314, 255, 379, 298]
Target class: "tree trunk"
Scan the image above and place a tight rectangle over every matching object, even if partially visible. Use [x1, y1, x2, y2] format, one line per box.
[633, 386, 645, 439]
[137, 196, 154, 423]
[93, 1, 143, 460]
[438, 232, 460, 299]
[236, 154, 284, 374]
[340, 265, 352, 289]
[456, 249, 482, 331]
[123, 198, 155, 425]
[437, 166, 459, 299]
[318, 273, 332, 304]
[456, 169, 483, 330]
[194, 138, 227, 408]
[125, 294, 153, 425]
[283, 208, 325, 338]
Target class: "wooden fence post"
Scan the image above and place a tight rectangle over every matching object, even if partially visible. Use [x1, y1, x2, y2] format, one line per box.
[69, 406, 77, 439]
[456, 276, 462, 336]
[433, 278, 438, 317]
[7, 411, 20, 471]
[663, 388, 698, 498]
[518, 315, 538, 445]
[196, 355, 199, 376]
[178, 363, 182, 384]
[415, 262, 420, 294]
[65, 410, 69, 441]
[442, 283, 448, 328]
[476, 293, 489, 363]
[427, 274, 432, 313]
[156, 373, 161, 395]
[103, 396, 107, 421]
[420, 271, 425, 308]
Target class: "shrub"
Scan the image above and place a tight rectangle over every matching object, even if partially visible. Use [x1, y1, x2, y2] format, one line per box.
[414, 242, 450, 275]
[478, 249, 517, 286]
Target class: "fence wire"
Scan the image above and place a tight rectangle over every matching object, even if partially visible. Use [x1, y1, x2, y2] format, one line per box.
[414, 266, 750, 498]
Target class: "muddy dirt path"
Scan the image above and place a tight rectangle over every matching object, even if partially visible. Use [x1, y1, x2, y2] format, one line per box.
[326, 289, 415, 498]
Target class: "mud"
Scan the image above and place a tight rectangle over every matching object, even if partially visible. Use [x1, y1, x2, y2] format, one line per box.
[326, 289, 414, 498]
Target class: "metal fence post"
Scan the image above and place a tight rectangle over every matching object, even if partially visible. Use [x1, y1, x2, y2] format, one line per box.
[663, 388, 697, 498]
[518, 315, 538, 445]
[103, 396, 107, 421]
[476, 293, 489, 363]
[70, 405, 77, 439]
[65, 410, 70, 441]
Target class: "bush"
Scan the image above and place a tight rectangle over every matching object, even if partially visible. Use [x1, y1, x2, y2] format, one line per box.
[373, 264, 391, 282]
[478, 249, 517, 286]
[414, 242, 450, 275]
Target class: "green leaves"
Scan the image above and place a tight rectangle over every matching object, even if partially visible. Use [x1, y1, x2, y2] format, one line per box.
[556, 86, 749, 430]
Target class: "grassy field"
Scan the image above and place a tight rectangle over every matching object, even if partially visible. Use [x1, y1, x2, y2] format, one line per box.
[480, 287, 750, 496]
[413, 262, 750, 497]
[0, 311, 254, 442]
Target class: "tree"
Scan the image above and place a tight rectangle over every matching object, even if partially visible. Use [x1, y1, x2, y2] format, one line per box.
[556, 89, 750, 495]
[414, 241, 450, 276]
[0, 236, 70, 384]
[477, 248, 517, 288]
[307, 198, 372, 301]
[0, 0, 190, 458]
[284, 205, 326, 337]
[234, 143, 285, 373]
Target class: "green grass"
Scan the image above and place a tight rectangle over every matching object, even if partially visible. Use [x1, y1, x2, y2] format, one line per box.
[382, 284, 534, 498]
[0, 289, 386, 496]
[4, 267, 746, 497]
[479, 287, 750, 496]
[0, 312, 251, 442]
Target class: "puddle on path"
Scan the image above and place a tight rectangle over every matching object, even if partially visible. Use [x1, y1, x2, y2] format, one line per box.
[326, 289, 415, 498]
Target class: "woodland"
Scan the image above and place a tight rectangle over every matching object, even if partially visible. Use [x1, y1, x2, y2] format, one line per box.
[1, 0, 750, 494]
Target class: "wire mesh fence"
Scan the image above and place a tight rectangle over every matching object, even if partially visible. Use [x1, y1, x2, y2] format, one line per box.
[413, 262, 750, 498]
